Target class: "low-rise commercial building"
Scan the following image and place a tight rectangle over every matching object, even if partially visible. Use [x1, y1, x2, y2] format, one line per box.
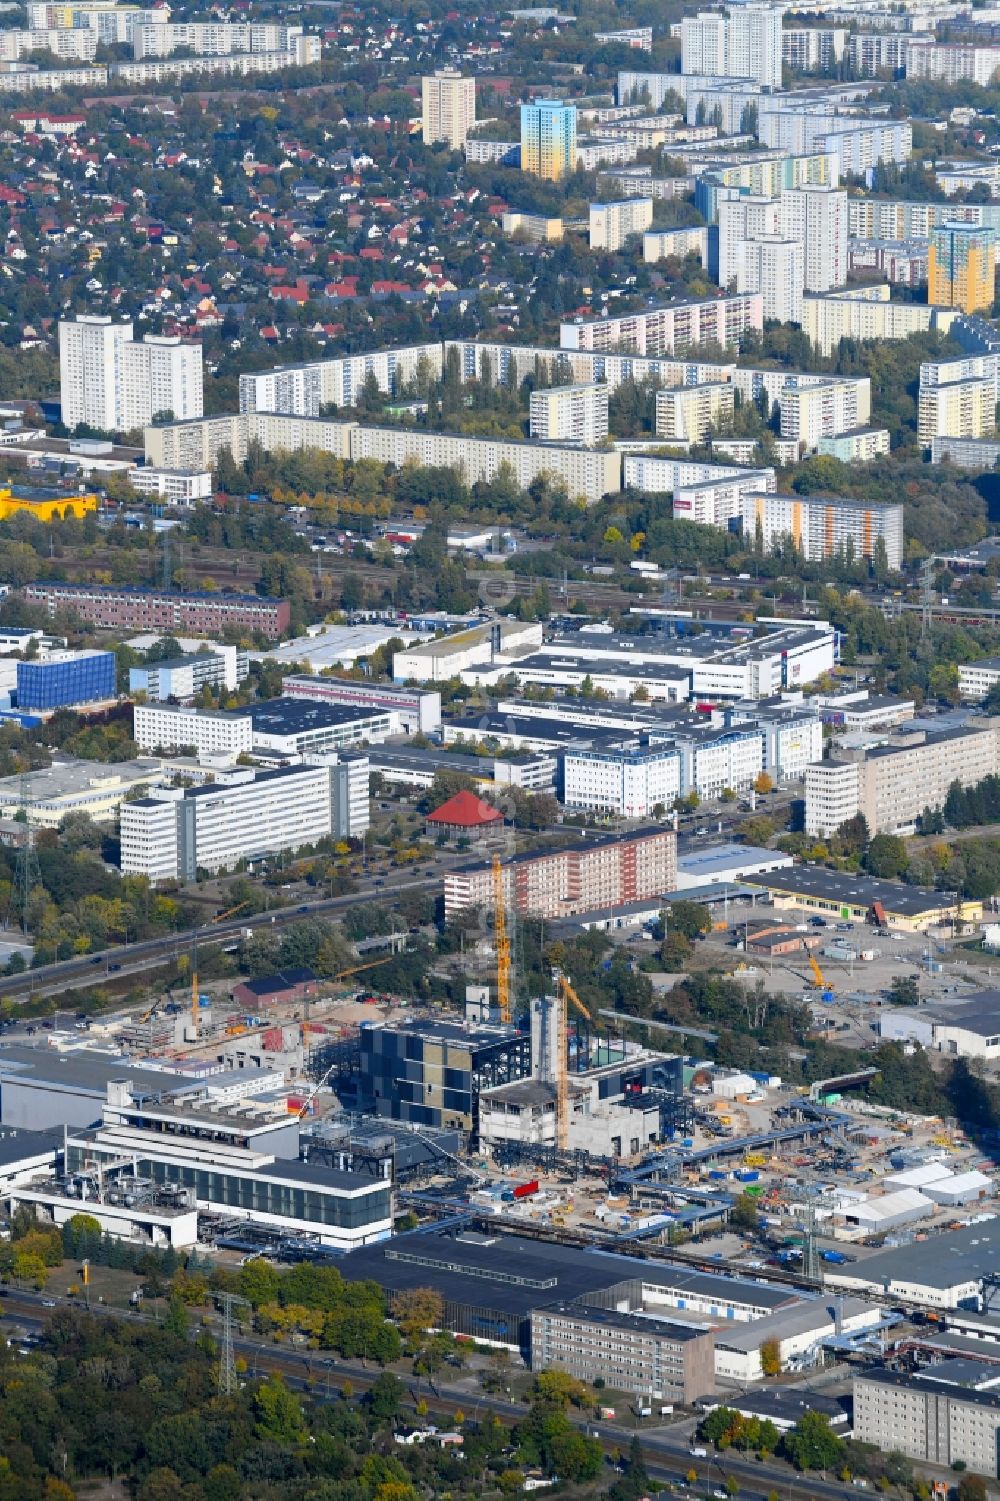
[393, 620, 542, 683]
[0, 757, 166, 828]
[826, 1222, 1000, 1309]
[281, 675, 442, 735]
[743, 866, 978, 932]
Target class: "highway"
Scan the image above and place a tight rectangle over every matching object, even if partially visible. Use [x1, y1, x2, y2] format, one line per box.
[0, 874, 442, 1006]
[0, 1287, 858, 1501]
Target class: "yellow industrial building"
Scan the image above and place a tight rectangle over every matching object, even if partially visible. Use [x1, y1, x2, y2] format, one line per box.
[0, 486, 98, 522]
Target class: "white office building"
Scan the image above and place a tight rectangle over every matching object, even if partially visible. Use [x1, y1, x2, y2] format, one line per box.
[120, 758, 369, 880]
[133, 703, 252, 759]
[564, 744, 682, 818]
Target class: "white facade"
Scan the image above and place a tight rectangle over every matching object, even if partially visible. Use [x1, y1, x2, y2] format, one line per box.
[655, 384, 734, 444]
[129, 468, 213, 503]
[238, 343, 443, 418]
[60, 317, 202, 435]
[133, 703, 252, 759]
[804, 759, 861, 836]
[734, 236, 804, 325]
[132, 21, 309, 57]
[589, 197, 653, 251]
[718, 194, 782, 290]
[529, 384, 609, 446]
[779, 378, 865, 451]
[122, 336, 203, 429]
[0, 27, 97, 56]
[559, 294, 764, 355]
[728, 3, 783, 87]
[421, 69, 476, 149]
[564, 746, 682, 817]
[59, 315, 133, 433]
[959, 658, 1000, 702]
[681, 5, 783, 86]
[740, 491, 903, 568]
[27, 2, 164, 40]
[780, 185, 848, 291]
[121, 760, 368, 880]
[918, 378, 995, 445]
[643, 226, 709, 267]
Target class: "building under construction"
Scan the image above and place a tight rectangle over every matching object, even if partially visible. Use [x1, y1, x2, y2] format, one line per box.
[478, 991, 687, 1163]
[357, 1018, 532, 1132]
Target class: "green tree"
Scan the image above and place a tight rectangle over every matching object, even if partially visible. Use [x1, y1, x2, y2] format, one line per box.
[730, 1193, 759, 1231]
[781, 1411, 846, 1472]
[864, 833, 909, 879]
[254, 1376, 307, 1444]
[667, 900, 712, 941]
[369, 1372, 404, 1423]
[238, 1256, 281, 1308]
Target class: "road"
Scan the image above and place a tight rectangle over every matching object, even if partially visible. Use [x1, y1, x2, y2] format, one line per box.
[0, 874, 442, 1006]
[0, 1287, 864, 1501]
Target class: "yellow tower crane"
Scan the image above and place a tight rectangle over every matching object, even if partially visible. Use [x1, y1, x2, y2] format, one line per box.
[552, 970, 594, 1152]
[191, 930, 200, 1038]
[492, 853, 511, 1025]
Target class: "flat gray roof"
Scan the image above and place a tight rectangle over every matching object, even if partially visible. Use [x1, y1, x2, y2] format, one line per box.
[714, 1294, 872, 1350]
[923, 991, 1000, 1038]
[0, 1044, 184, 1099]
[678, 843, 784, 876]
[744, 866, 957, 917]
[0, 1125, 61, 1167]
[835, 1221, 1000, 1292]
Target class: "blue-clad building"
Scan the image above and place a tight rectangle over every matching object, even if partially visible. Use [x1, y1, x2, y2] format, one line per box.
[17, 650, 116, 710]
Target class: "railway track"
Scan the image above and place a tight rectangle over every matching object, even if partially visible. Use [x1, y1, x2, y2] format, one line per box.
[0, 1290, 855, 1501]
